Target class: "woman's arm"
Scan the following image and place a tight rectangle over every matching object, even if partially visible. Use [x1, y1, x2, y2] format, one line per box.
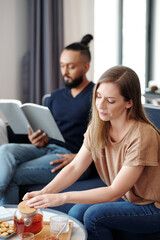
[23, 144, 93, 199]
[65, 164, 144, 204]
[26, 158, 144, 209]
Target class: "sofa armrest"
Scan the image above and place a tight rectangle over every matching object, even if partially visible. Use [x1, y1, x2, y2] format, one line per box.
[143, 103, 160, 130]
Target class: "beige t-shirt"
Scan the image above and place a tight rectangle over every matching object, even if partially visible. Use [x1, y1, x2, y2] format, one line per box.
[84, 121, 160, 208]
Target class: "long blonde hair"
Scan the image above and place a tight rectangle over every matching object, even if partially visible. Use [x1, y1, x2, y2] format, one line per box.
[89, 66, 160, 159]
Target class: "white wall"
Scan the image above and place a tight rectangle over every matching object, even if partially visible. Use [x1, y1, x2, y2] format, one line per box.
[0, 0, 29, 100]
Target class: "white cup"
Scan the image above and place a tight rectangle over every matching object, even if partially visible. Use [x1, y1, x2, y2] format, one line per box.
[50, 215, 69, 234]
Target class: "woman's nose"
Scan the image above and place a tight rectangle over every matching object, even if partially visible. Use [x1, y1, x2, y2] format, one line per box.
[98, 99, 105, 109]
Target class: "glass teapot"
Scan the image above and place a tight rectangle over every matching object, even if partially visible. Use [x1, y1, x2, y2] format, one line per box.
[14, 200, 43, 235]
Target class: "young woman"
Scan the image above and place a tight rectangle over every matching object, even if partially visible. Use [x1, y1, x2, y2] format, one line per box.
[24, 66, 160, 240]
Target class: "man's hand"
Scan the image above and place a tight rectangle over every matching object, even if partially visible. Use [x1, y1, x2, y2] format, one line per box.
[50, 153, 76, 173]
[28, 126, 49, 147]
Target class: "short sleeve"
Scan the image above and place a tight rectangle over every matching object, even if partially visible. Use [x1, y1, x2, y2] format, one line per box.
[124, 123, 159, 167]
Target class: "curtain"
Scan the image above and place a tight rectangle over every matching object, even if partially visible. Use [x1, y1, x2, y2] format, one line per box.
[23, 0, 64, 104]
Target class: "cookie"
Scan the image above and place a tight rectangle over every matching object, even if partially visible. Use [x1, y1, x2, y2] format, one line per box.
[7, 229, 14, 234]
[0, 232, 9, 236]
[0, 221, 15, 237]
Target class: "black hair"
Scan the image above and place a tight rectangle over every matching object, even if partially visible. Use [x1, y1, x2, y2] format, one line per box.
[64, 34, 93, 62]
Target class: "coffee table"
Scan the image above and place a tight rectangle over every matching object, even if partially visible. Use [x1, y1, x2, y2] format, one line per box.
[3, 205, 88, 240]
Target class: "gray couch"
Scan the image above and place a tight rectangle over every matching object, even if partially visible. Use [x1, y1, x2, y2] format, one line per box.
[7, 103, 160, 240]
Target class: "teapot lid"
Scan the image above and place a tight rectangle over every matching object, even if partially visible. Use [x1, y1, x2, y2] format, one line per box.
[18, 200, 36, 214]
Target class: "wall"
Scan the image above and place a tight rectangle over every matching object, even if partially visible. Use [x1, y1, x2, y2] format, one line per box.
[0, 0, 29, 100]
[0, 1, 160, 101]
[0, 0, 94, 100]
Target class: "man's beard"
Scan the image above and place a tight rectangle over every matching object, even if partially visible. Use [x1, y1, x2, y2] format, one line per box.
[64, 75, 83, 89]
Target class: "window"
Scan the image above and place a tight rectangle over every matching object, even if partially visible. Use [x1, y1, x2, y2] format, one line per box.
[94, 0, 120, 82]
[94, 0, 147, 94]
[122, 0, 147, 94]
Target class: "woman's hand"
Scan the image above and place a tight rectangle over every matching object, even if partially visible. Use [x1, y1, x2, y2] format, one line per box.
[50, 154, 76, 173]
[28, 126, 49, 147]
[26, 193, 66, 209]
[23, 190, 44, 201]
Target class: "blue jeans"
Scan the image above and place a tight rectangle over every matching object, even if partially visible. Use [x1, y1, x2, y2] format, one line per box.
[68, 199, 160, 240]
[0, 143, 91, 204]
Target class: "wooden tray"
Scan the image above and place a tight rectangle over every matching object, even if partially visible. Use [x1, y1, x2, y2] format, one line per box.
[35, 222, 73, 240]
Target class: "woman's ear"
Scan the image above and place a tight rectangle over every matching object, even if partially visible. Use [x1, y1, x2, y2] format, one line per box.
[126, 99, 133, 109]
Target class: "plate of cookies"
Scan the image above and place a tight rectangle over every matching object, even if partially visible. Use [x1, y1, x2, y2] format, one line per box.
[0, 221, 15, 239]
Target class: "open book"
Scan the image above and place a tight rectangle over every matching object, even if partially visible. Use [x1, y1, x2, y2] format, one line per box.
[0, 99, 65, 142]
[0, 206, 13, 221]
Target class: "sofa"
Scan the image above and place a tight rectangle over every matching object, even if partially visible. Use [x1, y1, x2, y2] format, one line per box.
[7, 102, 160, 209]
[7, 94, 106, 212]
[7, 102, 160, 239]
[7, 127, 106, 213]
[7, 124, 105, 211]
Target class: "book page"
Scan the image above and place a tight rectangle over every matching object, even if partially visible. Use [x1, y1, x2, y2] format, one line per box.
[0, 100, 29, 134]
[21, 103, 65, 142]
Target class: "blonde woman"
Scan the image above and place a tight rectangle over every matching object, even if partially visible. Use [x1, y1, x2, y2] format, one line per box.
[24, 66, 160, 240]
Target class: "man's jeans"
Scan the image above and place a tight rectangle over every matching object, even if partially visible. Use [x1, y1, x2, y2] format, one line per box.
[69, 200, 160, 240]
[0, 143, 91, 204]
